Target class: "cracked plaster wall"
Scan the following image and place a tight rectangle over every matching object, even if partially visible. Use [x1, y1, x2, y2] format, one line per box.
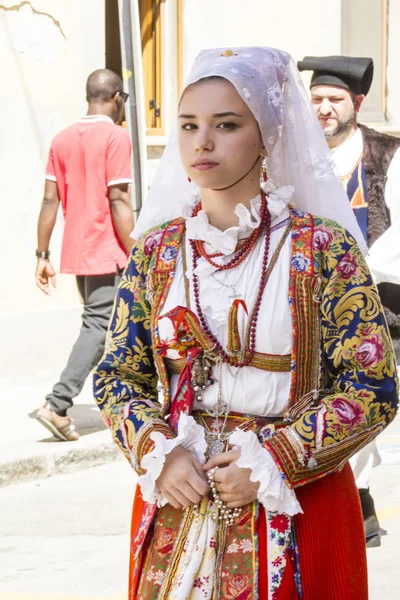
[0, 1, 105, 376]
[1, 1, 67, 60]
[0, 1, 105, 314]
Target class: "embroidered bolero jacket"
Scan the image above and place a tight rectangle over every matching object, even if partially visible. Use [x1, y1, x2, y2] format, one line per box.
[93, 209, 398, 489]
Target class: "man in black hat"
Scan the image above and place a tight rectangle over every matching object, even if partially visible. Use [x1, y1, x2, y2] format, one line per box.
[298, 55, 400, 549]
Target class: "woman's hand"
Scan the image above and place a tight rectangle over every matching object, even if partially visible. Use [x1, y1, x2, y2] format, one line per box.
[203, 450, 260, 508]
[156, 446, 210, 509]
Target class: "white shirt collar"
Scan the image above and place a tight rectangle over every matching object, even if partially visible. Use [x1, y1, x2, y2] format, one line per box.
[185, 187, 293, 256]
[77, 115, 114, 125]
[331, 127, 363, 177]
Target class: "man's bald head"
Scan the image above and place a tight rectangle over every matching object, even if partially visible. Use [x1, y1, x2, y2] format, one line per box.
[86, 69, 123, 103]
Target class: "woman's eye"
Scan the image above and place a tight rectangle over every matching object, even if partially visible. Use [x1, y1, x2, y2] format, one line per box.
[217, 122, 237, 130]
[181, 123, 197, 131]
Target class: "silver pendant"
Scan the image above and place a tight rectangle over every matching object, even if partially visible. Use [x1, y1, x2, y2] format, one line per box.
[209, 439, 224, 457]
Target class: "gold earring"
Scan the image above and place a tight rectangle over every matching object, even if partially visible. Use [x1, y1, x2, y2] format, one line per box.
[260, 156, 275, 193]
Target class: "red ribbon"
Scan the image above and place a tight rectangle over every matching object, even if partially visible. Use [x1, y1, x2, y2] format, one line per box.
[168, 346, 201, 433]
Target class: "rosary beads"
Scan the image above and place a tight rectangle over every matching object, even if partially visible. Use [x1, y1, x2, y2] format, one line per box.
[207, 466, 242, 526]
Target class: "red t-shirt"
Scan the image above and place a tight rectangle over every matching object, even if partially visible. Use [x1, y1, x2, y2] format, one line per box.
[45, 115, 132, 275]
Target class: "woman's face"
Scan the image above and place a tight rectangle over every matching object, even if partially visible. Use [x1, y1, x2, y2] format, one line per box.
[178, 78, 263, 190]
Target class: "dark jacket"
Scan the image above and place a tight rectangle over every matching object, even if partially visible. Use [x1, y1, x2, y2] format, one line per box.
[360, 124, 400, 332]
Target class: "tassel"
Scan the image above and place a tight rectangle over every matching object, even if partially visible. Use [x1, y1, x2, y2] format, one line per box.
[168, 347, 201, 433]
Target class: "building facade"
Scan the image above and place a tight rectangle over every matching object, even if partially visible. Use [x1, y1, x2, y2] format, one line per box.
[1, 0, 399, 377]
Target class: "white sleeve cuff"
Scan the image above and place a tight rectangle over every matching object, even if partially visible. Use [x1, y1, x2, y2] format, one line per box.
[45, 174, 57, 182]
[230, 428, 303, 516]
[366, 222, 400, 286]
[107, 178, 133, 186]
[137, 413, 207, 506]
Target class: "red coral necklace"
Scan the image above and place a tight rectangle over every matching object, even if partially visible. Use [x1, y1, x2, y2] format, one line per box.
[192, 193, 268, 269]
[189, 191, 271, 367]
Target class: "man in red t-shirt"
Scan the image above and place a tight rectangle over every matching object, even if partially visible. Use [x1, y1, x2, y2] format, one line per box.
[35, 69, 134, 442]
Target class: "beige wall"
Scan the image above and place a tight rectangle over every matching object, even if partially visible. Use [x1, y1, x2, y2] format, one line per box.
[144, 0, 343, 185]
[2, 0, 399, 318]
[387, 0, 400, 128]
[181, 0, 341, 83]
[179, 0, 400, 131]
[0, 0, 105, 317]
[144, 0, 343, 186]
[2, 0, 399, 377]
[0, 0, 106, 377]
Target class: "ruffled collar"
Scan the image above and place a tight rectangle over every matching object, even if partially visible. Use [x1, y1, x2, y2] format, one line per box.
[185, 186, 294, 255]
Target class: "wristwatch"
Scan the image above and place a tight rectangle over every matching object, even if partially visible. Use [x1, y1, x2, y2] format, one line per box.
[36, 250, 51, 259]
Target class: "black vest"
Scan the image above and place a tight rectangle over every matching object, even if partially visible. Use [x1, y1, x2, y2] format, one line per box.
[360, 124, 400, 332]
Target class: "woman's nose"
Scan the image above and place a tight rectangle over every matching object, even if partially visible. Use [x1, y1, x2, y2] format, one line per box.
[195, 129, 214, 152]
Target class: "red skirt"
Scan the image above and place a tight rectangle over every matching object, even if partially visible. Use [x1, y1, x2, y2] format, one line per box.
[129, 463, 367, 599]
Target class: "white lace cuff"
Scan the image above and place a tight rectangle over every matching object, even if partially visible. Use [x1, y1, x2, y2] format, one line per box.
[137, 413, 207, 506]
[230, 428, 303, 516]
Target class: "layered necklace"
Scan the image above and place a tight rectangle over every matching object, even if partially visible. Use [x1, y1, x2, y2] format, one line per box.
[187, 191, 272, 524]
[189, 190, 271, 368]
[185, 191, 291, 526]
[191, 195, 268, 270]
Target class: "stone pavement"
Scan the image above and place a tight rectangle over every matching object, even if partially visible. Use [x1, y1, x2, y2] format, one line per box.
[0, 461, 134, 599]
[367, 413, 400, 599]
[0, 374, 120, 487]
[0, 373, 400, 600]
[0, 420, 399, 599]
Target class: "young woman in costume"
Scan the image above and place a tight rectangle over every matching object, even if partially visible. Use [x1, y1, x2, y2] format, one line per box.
[94, 47, 398, 599]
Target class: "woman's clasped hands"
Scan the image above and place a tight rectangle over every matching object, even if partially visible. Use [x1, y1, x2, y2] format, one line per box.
[156, 446, 260, 510]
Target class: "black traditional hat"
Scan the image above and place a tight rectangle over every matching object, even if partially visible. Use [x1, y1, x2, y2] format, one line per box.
[297, 56, 374, 96]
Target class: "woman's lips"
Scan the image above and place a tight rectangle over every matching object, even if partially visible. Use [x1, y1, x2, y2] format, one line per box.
[192, 161, 219, 171]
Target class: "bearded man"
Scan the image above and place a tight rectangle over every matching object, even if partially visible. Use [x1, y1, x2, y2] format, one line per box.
[298, 55, 400, 548]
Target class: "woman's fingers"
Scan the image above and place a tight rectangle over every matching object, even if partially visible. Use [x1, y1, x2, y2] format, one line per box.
[178, 482, 203, 505]
[187, 467, 210, 496]
[218, 492, 236, 503]
[170, 487, 195, 508]
[161, 485, 195, 509]
[212, 465, 230, 484]
[203, 450, 240, 471]
[162, 491, 182, 510]
[191, 458, 211, 492]
[191, 457, 208, 478]
[209, 461, 259, 507]
[218, 490, 254, 507]
[225, 499, 247, 509]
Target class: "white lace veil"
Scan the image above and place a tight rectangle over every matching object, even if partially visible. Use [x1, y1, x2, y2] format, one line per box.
[133, 46, 367, 254]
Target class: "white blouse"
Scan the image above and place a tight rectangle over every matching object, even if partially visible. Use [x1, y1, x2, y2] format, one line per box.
[160, 195, 293, 417]
[138, 190, 302, 516]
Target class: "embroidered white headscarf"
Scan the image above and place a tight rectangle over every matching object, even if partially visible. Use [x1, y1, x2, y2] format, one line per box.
[133, 46, 367, 254]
